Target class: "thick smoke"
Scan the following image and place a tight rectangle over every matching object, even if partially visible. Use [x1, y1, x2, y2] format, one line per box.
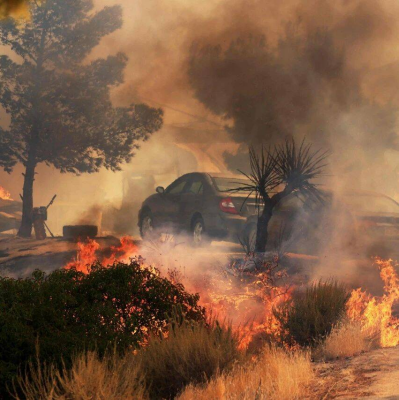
[99, 0, 399, 197]
[186, 1, 399, 197]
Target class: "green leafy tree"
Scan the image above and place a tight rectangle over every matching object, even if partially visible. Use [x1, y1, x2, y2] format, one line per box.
[0, 0, 163, 237]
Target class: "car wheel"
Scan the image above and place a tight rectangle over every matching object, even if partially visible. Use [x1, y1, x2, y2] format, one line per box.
[140, 212, 154, 240]
[192, 216, 208, 247]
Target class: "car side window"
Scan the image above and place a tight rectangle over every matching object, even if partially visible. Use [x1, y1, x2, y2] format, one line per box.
[166, 179, 188, 194]
[187, 180, 204, 195]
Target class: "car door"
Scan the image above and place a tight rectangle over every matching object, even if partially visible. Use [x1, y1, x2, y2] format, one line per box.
[176, 176, 205, 231]
[156, 176, 191, 231]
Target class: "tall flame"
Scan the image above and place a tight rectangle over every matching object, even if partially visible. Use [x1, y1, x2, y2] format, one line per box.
[347, 258, 399, 348]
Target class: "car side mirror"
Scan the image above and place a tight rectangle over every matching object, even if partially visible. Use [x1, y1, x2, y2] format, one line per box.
[156, 186, 165, 194]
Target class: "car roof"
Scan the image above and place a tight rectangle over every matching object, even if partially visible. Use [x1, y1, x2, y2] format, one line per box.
[205, 172, 249, 179]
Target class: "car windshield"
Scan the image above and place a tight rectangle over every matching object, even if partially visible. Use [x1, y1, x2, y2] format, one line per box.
[212, 177, 251, 192]
[343, 194, 399, 214]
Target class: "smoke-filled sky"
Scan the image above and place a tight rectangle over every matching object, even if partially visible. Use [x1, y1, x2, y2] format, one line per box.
[95, 0, 399, 177]
[94, 0, 399, 190]
[1, 0, 399, 233]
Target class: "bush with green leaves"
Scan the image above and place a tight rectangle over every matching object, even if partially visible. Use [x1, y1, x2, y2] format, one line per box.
[274, 280, 349, 347]
[0, 261, 204, 397]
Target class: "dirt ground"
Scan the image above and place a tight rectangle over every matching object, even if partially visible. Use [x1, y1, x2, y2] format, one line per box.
[311, 346, 399, 399]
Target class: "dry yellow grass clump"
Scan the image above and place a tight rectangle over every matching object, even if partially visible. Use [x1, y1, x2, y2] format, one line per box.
[16, 351, 146, 400]
[320, 320, 374, 360]
[179, 346, 313, 400]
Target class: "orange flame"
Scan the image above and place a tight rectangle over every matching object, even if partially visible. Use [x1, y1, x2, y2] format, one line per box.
[64, 239, 291, 350]
[102, 236, 139, 265]
[64, 236, 139, 274]
[64, 238, 100, 273]
[347, 258, 399, 348]
[0, 185, 12, 200]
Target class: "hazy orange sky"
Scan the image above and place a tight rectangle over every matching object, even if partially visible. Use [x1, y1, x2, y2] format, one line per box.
[1, 0, 399, 234]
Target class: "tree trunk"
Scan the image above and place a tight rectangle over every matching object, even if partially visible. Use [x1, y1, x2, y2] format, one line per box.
[255, 206, 273, 253]
[17, 162, 36, 238]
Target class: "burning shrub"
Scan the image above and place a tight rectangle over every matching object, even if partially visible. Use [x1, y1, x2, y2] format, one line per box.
[0, 260, 204, 396]
[179, 346, 313, 400]
[274, 280, 349, 347]
[137, 316, 240, 399]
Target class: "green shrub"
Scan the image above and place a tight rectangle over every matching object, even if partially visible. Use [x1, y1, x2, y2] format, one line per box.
[274, 280, 349, 347]
[137, 315, 241, 399]
[0, 261, 204, 398]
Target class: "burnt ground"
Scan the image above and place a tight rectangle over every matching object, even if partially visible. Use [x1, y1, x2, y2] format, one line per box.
[310, 346, 399, 399]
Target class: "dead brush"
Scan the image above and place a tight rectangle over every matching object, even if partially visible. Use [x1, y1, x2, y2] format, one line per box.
[179, 345, 314, 400]
[227, 253, 290, 304]
[136, 311, 241, 400]
[14, 351, 146, 400]
[316, 319, 377, 360]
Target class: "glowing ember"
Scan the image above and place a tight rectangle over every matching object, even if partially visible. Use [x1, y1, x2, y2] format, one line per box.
[0, 185, 12, 200]
[347, 258, 399, 348]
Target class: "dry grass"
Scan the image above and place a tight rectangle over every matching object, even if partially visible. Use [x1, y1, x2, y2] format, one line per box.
[15, 351, 146, 400]
[178, 346, 313, 400]
[318, 320, 375, 360]
[13, 319, 239, 399]
[137, 319, 240, 399]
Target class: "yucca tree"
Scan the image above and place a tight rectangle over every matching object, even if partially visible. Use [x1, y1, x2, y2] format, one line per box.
[233, 139, 329, 253]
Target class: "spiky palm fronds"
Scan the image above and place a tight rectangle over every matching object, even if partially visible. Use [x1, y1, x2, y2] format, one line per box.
[274, 138, 329, 200]
[229, 146, 280, 209]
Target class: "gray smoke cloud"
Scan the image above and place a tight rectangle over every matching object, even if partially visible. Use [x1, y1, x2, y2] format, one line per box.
[185, 1, 399, 196]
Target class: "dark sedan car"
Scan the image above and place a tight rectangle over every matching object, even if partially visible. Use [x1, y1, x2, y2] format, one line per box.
[138, 172, 399, 250]
[138, 172, 255, 244]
